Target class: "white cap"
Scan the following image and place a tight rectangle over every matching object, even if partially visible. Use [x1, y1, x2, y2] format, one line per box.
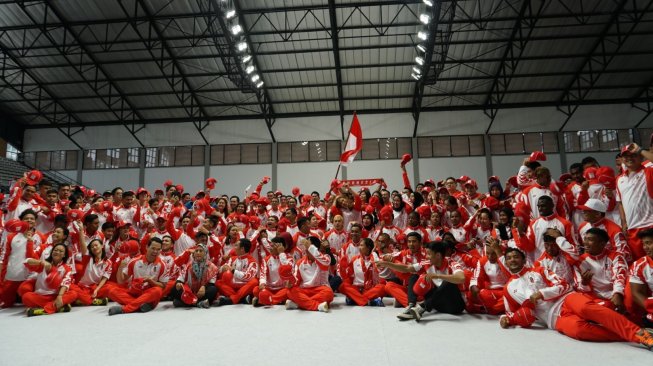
[578, 198, 607, 213]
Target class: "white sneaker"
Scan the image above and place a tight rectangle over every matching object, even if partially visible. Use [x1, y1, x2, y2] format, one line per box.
[397, 304, 415, 320]
[285, 300, 298, 310]
[317, 302, 329, 313]
[410, 304, 426, 322]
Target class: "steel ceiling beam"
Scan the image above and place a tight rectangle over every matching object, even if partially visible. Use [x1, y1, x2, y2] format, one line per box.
[11, 1, 147, 147]
[0, 43, 84, 149]
[483, 0, 547, 134]
[632, 76, 653, 128]
[557, 0, 653, 131]
[117, 0, 211, 145]
[327, 0, 346, 139]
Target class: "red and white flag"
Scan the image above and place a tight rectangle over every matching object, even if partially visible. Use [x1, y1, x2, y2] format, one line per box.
[339, 113, 362, 165]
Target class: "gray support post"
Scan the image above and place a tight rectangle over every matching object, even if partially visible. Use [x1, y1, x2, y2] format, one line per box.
[484, 134, 493, 185]
[204, 145, 210, 181]
[271, 142, 277, 191]
[412, 137, 420, 184]
[76, 149, 83, 183]
[139, 147, 146, 188]
[557, 132, 568, 173]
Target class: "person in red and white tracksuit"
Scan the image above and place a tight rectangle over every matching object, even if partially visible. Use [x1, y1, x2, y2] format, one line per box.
[286, 236, 334, 312]
[517, 167, 567, 220]
[576, 198, 631, 262]
[0, 215, 42, 308]
[323, 215, 348, 253]
[499, 247, 653, 348]
[214, 238, 258, 305]
[628, 228, 653, 327]
[5, 182, 41, 221]
[253, 236, 294, 306]
[20, 243, 77, 316]
[516, 195, 577, 264]
[616, 143, 653, 260]
[403, 241, 466, 322]
[107, 237, 169, 315]
[468, 237, 508, 315]
[574, 227, 628, 313]
[70, 238, 112, 306]
[534, 228, 578, 285]
[339, 238, 385, 306]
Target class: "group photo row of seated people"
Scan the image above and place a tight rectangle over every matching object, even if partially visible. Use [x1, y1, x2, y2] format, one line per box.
[1, 142, 653, 350]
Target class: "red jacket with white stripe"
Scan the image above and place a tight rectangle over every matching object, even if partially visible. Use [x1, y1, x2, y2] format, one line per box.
[293, 245, 331, 288]
[470, 256, 508, 290]
[577, 218, 631, 262]
[225, 254, 258, 285]
[260, 252, 293, 290]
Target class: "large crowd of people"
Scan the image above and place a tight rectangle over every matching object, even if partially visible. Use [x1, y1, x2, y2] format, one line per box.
[1, 142, 653, 350]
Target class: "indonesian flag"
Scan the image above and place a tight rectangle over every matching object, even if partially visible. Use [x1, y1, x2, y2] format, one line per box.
[339, 113, 362, 165]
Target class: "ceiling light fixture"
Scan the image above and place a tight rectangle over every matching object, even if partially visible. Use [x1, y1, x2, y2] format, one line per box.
[415, 56, 424, 65]
[411, 73, 420, 80]
[417, 31, 428, 40]
[245, 65, 255, 74]
[237, 42, 247, 51]
[241, 55, 252, 63]
[416, 44, 426, 53]
[231, 24, 242, 35]
[256, 81, 264, 88]
[423, 0, 433, 7]
[225, 10, 236, 19]
[420, 14, 431, 24]
[251, 74, 260, 82]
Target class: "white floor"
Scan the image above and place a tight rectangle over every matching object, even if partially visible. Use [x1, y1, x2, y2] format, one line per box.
[1, 295, 651, 366]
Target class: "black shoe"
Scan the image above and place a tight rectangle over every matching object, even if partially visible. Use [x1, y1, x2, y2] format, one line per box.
[245, 295, 253, 304]
[108, 306, 123, 316]
[215, 296, 233, 306]
[139, 303, 153, 313]
[172, 299, 185, 308]
[251, 297, 260, 307]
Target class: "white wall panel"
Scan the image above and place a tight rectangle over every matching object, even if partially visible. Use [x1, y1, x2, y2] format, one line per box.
[419, 157, 488, 191]
[81, 169, 139, 193]
[277, 161, 341, 196]
[204, 120, 271, 144]
[209, 164, 272, 198]
[346, 159, 414, 192]
[489, 107, 565, 133]
[145, 167, 204, 195]
[58, 170, 78, 182]
[273, 116, 342, 142]
[418, 110, 489, 136]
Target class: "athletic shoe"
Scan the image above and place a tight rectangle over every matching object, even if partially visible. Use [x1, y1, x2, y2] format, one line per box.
[634, 329, 653, 350]
[27, 307, 46, 317]
[245, 295, 253, 304]
[409, 304, 426, 322]
[108, 306, 123, 316]
[251, 297, 260, 308]
[197, 299, 210, 309]
[58, 304, 72, 313]
[285, 299, 298, 310]
[172, 298, 185, 308]
[368, 298, 385, 307]
[139, 303, 153, 313]
[345, 297, 356, 306]
[91, 298, 108, 306]
[215, 296, 233, 307]
[317, 302, 329, 313]
[397, 304, 415, 320]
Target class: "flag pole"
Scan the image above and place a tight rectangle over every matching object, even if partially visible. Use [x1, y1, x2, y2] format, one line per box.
[335, 111, 356, 180]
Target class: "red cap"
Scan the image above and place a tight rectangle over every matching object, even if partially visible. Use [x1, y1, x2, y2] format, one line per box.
[583, 167, 598, 181]
[175, 184, 184, 194]
[239, 214, 249, 225]
[558, 173, 572, 182]
[116, 220, 131, 230]
[400, 153, 412, 166]
[86, 189, 96, 198]
[463, 179, 477, 188]
[379, 206, 393, 222]
[415, 205, 432, 218]
[437, 186, 448, 193]
[45, 270, 63, 289]
[484, 196, 500, 210]
[67, 209, 84, 221]
[154, 189, 164, 195]
[164, 179, 174, 188]
[369, 195, 380, 208]
[248, 215, 261, 229]
[330, 179, 340, 190]
[301, 195, 311, 205]
[488, 175, 500, 183]
[413, 274, 433, 297]
[25, 170, 43, 186]
[507, 176, 518, 187]
[422, 186, 432, 193]
[275, 190, 282, 197]
[181, 284, 198, 305]
[278, 264, 294, 281]
[620, 144, 638, 155]
[205, 177, 217, 190]
[100, 201, 113, 213]
[529, 151, 547, 162]
[262, 176, 271, 184]
[596, 166, 615, 178]
[424, 179, 435, 186]
[291, 187, 300, 197]
[256, 197, 270, 206]
[5, 219, 30, 233]
[598, 175, 616, 190]
[457, 175, 470, 183]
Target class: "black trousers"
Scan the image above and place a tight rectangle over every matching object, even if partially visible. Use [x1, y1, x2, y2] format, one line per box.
[170, 283, 218, 307]
[422, 281, 465, 314]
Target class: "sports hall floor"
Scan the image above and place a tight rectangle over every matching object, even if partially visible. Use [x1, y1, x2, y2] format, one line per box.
[1, 294, 650, 366]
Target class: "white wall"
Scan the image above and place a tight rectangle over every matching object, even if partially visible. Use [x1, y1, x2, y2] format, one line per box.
[209, 164, 272, 198]
[277, 161, 341, 195]
[419, 156, 488, 191]
[58, 170, 78, 182]
[145, 167, 204, 195]
[81, 169, 139, 193]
